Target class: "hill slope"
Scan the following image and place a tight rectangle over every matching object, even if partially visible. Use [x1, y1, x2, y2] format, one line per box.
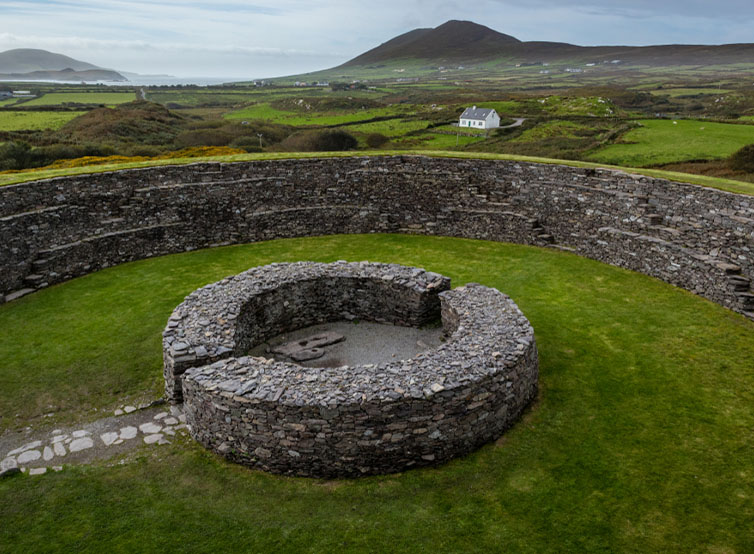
[343, 20, 520, 66]
[314, 20, 754, 78]
[0, 49, 101, 73]
[0, 48, 126, 81]
[56, 101, 185, 144]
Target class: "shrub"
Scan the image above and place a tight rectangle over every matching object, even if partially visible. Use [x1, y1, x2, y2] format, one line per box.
[279, 130, 358, 152]
[312, 130, 358, 151]
[0, 141, 31, 170]
[174, 128, 235, 148]
[229, 136, 263, 152]
[728, 143, 754, 172]
[365, 133, 389, 148]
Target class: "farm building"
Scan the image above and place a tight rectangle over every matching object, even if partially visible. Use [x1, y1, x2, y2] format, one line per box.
[459, 106, 500, 129]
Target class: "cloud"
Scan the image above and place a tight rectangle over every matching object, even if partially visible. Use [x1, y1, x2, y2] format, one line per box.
[483, 0, 754, 19]
[1, 0, 752, 77]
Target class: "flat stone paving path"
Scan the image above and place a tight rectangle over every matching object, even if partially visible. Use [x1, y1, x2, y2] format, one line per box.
[0, 404, 188, 477]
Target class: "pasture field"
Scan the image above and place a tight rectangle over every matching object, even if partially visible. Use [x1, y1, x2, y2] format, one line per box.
[22, 92, 137, 106]
[510, 120, 594, 143]
[0, 98, 18, 107]
[146, 87, 386, 107]
[536, 95, 619, 117]
[145, 90, 261, 106]
[401, 133, 485, 149]
[0, 234, 752, 552]
[345, 118, 430, 138]
[588, 119, 754, 166]
[460, 100, 522, 114]
[648, 87, 733, 97]
[0, 110, 85, 131]
[224, 102, 417, 126]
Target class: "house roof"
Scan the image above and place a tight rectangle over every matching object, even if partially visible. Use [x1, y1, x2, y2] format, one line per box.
[460, 106, 496, 120]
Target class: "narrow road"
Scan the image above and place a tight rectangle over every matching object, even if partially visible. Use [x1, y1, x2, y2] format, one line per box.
[501, 117, 526, 128]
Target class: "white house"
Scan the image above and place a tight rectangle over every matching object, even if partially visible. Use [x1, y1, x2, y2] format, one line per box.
[459, 106, 500, 130]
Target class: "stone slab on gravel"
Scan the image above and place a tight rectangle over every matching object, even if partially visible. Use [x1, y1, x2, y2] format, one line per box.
[17, 450, 41, 464]
[68, 438, 94, 453]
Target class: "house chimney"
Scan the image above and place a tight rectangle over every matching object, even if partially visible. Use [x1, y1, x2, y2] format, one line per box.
[472, 105, 477, 110]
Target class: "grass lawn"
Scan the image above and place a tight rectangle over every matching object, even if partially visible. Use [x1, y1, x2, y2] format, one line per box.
[22, 92, 137, 106]
[1, 234, 753, 552]
[588, 119, 754, 166]
[0, 110, 85, 131]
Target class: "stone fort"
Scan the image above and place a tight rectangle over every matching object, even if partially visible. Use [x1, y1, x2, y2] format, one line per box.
[2, 155, 752, 319]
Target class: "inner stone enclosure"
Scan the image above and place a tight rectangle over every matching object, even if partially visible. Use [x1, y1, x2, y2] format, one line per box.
[163, 261, 539, 477]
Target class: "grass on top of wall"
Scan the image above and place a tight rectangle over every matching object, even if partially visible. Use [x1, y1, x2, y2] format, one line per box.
[1, 234, 753, 553]
[1, 150, 753, 196]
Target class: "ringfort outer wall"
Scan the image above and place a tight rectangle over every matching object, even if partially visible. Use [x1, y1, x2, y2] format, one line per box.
[1, 156, 753, 319]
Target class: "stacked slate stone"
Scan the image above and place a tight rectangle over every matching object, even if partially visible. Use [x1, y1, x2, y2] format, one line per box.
[166, 262, 538, 478]
[2, 156, 752, 319]
[163, 261, 450, 402]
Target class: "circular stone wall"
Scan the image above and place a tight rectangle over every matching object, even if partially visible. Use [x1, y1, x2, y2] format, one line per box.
[163, 262, 539, 477]
[2, 156, 753, 319]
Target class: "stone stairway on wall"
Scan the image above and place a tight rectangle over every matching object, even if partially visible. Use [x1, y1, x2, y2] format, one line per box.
[720, 262, 754, 318]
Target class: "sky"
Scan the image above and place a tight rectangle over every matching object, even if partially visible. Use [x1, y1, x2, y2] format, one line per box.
[1, 0, 753, 79]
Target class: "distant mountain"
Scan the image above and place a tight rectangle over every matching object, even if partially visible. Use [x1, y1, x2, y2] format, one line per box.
[0, 48, 126, 81]
[343, 20, 520, 66]
[330, 19, 754, 69]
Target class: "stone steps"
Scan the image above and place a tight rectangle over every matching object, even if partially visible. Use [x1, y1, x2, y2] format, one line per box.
[715, 263, 754, 313]
[3, 288, 35, 303]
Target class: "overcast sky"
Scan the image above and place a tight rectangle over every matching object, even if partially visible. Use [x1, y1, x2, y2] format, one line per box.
[1, 0, 753, 78]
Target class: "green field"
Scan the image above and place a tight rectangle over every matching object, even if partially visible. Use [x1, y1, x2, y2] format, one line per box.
[22, 92, 137, 106]
[403, 133, 485, 149]
[511, 120, 591, 143]
[346, 119, 430, 137]
[0, 110, 85, 131]
[588, 119, 754, 166]
[1, 234, 753, 552]
[0, 98, 18, 107]
[537, 95, 618, 117]
[146, 90, 269, 106]
[648, 87, 732, 97]
[225, 102, 416, 126]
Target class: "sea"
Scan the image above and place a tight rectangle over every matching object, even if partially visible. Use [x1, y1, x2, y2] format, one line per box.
[0, 76, 251, 86]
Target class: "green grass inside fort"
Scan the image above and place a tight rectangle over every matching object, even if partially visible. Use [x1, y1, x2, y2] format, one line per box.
[1, 234, 753, 552]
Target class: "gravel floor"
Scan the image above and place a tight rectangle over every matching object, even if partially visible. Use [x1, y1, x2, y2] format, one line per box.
[248, 320, 445, 368]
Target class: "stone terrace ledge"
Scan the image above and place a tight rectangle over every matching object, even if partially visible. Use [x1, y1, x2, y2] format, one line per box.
[163, 261, 538, 477]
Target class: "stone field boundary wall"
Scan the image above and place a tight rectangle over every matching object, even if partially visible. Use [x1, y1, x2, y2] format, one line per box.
[1, 156, 752, 318]
[171, 261, 538, 477]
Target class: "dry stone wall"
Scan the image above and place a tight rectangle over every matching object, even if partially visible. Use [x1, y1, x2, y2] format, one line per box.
[1, 156, 752, 317]
[170, 262, 538, 477]
[163, 261, 449, 402]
